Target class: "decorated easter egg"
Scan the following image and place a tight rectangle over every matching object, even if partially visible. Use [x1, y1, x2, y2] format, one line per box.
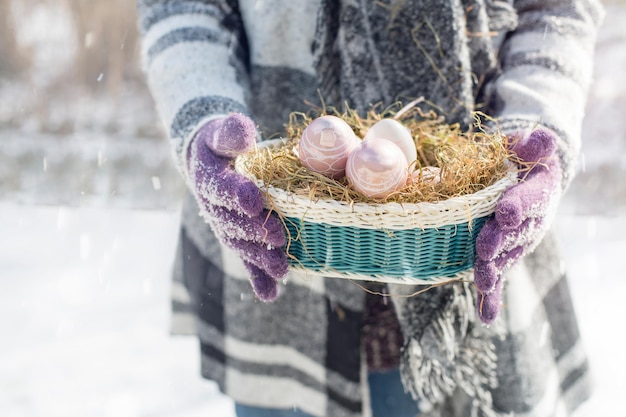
[346, 138, 409, 199]
[410, 166, 442, 185]
[298, 115, 360, 179]
[364, 118, 417, 166]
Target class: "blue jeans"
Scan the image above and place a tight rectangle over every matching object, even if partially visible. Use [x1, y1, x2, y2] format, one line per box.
[234, 368, 420, 417]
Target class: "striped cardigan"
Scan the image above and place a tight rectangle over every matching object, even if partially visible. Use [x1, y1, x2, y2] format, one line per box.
[137, 1, 603, 416]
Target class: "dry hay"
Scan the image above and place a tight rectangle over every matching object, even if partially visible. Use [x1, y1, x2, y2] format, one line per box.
[239, 101, 516, 205]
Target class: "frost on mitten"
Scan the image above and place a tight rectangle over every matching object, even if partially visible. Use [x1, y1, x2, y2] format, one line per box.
[474, 129, 563, 323]
[187, 114, 289, 301]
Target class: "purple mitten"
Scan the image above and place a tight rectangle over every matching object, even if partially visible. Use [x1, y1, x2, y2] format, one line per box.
[187, 114, 288, 301]
[474, 129, 562, 323]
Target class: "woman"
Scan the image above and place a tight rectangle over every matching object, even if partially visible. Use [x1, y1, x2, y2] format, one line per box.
[137, 1, 603, 416]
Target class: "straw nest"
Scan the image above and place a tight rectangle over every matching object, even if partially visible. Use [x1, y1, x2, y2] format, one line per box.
[238, 102, 516, 205]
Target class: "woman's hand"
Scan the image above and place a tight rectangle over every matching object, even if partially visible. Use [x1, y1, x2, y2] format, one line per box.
[474, 129, 562, 323]
[187, 114, 288, 300]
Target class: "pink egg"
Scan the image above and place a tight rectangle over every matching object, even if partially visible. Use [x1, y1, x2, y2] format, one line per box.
[298, 115, 360, 179]
[364, 118, 417, 166]
[346, 138, 409, 199]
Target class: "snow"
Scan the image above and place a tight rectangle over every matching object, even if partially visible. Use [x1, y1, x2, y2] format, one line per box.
[0, 204, 624, 416]
[1, 1, 625, 416]
[555, 215, 626, 416]
[0, 204, 235, 417]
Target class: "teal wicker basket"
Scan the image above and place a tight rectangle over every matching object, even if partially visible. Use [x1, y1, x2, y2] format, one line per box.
[237, 140, 517, 285]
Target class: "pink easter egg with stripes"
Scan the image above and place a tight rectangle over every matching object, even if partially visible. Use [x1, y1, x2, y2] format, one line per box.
[298, 115, 360, 179]
[346, 138, 409, 199]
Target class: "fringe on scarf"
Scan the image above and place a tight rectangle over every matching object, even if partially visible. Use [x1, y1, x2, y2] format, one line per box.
[392, 281, 507, 417]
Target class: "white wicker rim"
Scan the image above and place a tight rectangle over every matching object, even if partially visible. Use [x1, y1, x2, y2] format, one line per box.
[236, 139, 518, 230]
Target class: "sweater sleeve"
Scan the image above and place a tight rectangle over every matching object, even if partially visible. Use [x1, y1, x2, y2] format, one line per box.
[136, 0, 251, 182]
[488, 0, 604, 187]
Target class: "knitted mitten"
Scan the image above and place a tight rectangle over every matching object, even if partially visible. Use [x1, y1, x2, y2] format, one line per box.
[186, 114, 288, 300]
[474, 128, 562, 323]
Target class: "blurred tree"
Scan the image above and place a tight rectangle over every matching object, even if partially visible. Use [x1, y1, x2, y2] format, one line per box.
[0, 0, 31, 78]
[66, 0, 143, 96]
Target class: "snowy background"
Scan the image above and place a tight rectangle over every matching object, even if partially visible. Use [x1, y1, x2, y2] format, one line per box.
[1, 0, 625, 416]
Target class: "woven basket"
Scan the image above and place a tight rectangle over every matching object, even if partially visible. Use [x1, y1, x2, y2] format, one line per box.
[236, 139, 517, 285]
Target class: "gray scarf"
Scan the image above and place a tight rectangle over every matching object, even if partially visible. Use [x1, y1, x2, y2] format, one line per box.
[312, 1, 517, 415]
[312, 0, 515, 126]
